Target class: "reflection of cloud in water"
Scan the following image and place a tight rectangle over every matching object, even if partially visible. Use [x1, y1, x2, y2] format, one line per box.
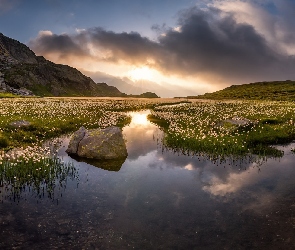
[197, 148, 295, 214]
[61, 111, 295, 216]
[145, 139, 295, 213]
[202, 168, 255, 196]
[184, 163, 194, 171]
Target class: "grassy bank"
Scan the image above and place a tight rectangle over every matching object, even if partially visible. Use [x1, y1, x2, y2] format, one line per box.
[149, 100, 295, 157]
[192, 80, 295, 101]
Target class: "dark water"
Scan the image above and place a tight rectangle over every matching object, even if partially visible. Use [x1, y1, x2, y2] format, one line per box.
[1, 111, 295, 249]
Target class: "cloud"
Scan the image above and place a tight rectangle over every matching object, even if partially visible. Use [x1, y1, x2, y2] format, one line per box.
[29, 30, 89, 60]
[29, 1, 295, 88]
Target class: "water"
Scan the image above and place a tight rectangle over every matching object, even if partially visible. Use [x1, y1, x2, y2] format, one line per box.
[1, 110, 295, 249]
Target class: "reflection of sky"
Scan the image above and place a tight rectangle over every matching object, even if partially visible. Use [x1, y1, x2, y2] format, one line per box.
[123, 110, 163, 160]
[62, 111, 295, 209]
[2, 111, 295, 248]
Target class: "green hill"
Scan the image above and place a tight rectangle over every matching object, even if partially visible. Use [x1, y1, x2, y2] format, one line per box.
[191, 81, 295, 101]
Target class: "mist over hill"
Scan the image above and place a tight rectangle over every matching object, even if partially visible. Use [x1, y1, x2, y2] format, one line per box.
[82, 70, 197, 98]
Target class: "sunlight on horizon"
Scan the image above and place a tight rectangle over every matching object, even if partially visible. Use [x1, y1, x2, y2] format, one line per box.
[128, 66, 154, 81]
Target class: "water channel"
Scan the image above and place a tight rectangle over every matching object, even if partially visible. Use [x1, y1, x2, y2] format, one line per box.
[1, 110, 295, 249]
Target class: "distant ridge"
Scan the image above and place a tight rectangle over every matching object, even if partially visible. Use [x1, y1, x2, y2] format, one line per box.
[0, 32, 124, 97]
[189, 80, 295, 101]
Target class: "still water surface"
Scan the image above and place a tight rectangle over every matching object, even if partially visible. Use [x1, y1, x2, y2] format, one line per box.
[1, 110, 295, 249]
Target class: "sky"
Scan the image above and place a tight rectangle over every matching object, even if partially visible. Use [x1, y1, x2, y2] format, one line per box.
[1, 0, 295, 96]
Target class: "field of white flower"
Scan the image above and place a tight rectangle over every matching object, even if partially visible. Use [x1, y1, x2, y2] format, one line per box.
[0, 97, 183, 149]
[1, 97, 295, 198]
[149, 100, 295, 157]
[0, 97, 185, 200]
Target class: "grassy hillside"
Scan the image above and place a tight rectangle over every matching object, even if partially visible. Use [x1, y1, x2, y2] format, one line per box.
[191, 80, 295, 101]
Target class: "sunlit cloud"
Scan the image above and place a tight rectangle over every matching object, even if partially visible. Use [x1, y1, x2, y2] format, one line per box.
[28, 1, 295, 93]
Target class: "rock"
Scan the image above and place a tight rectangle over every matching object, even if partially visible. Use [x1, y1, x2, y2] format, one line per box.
[65, 126, 86, 154]
[224, 116, 253, 126]
[215, 116, 256, 132]
[66, 126, 127, 160]
[69, 156, 126, 172]
[9, 120, 31, 128]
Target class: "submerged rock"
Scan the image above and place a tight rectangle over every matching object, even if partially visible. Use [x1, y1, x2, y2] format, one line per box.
[66, 126, 127, 160]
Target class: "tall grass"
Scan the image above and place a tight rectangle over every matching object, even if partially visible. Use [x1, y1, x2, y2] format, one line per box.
[0, 145, 78, 202]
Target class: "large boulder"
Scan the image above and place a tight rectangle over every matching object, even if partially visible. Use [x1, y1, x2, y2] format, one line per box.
[66, 126, 127, 160]
[66, 126, 87, 154]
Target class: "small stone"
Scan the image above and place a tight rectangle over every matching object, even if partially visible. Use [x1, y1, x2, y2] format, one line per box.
[9, 120, 31, 128]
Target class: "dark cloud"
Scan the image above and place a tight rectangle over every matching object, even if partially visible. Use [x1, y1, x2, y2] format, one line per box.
[29, 5, 295, 85]
[157, 7, 293, 82]
[85, 27, 161, 64]
[30, 32, 88, 59]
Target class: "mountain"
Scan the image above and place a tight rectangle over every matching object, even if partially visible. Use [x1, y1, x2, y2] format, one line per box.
[0, 33, 124, 97]
[190, 80, 295, 101]
[82, 70, 152, 95]
[82, 70, 197, 98]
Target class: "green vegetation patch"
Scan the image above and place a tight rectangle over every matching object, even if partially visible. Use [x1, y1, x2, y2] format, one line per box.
[0, 151, 78, 201]
[0, 92, 19, 98]
[193, 81, 295, 101]
[149, 100, 295, 157]
[0, 98, 185, 150]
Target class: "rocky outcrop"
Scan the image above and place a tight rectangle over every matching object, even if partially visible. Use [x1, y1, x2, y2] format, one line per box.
[66, 126, 128, 160]
[0, 33, 125, 97]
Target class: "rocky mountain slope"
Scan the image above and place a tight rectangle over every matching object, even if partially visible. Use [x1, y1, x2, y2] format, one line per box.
[0, 33, 124, 97]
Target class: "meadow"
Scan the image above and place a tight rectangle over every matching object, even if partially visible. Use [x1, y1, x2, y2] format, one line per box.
[0, 97, 177, 198]
[1, 98, 295, 157]
[1, 97, 295, 200]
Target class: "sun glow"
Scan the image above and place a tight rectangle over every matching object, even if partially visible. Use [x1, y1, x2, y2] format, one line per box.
[131, 113, 149, 126]
[128, 66, 154, 81]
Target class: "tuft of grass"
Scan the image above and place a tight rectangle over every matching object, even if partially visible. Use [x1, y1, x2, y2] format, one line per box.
[0, 92, 19, 98]
[0, 135, 8, 148]
[0, 156, 78, 201]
